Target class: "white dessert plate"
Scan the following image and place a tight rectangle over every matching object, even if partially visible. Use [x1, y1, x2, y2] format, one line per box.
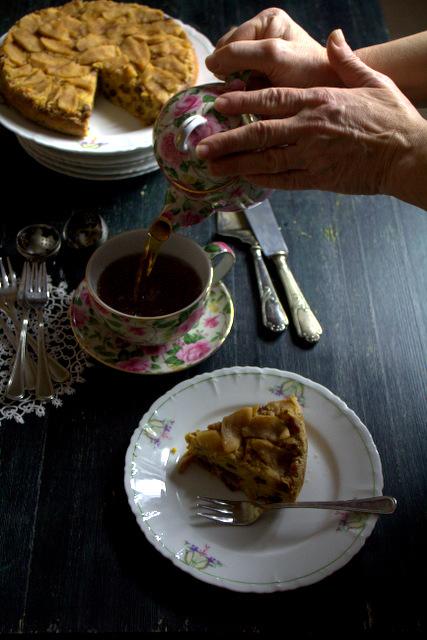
[124, 366, 384, 592]
[20, 143, 158, 180]
[18, 136, 157, 167]
[18, 137, 158, 176]
[0, 22, 216, 154]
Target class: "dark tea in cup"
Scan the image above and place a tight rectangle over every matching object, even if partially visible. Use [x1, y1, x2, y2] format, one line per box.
[85, 229, 235, 345]
[97, 253, 203, 317]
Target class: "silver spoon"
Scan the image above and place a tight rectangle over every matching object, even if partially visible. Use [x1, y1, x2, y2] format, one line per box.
[16, 223, 61, 260]
[62, 211, 108, 249]
[15, 224, 69, 385]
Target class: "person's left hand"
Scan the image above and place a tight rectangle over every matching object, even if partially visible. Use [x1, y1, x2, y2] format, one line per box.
[206, 8, 340, 89]
[197, 30, 427, 199]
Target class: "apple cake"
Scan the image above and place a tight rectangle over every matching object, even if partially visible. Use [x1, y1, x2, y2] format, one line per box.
[0, 0, 198, 136]
[179, 396, 308, 504]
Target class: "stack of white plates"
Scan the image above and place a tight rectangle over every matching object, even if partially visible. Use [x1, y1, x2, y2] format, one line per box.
[0, 22, 215, 181]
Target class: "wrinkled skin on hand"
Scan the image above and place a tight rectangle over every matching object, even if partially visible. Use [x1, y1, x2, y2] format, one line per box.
[206, 7, 340, 88]
[198, 30, 427, 199]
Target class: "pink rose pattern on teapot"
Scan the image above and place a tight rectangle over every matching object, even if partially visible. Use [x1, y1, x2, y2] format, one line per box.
[154, 82, 271, 229]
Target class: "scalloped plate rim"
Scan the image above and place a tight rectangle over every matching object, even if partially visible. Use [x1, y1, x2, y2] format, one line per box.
[123, 366, 384, 592]
[0, 21, 215, 154]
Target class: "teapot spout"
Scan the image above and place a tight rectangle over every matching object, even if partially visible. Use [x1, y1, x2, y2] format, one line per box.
[148, 214, 172, 241]
[159, 186, 215, 229]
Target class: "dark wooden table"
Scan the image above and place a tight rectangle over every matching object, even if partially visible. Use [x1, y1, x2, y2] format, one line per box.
[1, 0, 426, 636]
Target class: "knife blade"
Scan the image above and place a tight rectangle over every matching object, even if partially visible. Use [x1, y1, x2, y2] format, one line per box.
[217, 211, 288, 332]
[244, 200, 322, 343]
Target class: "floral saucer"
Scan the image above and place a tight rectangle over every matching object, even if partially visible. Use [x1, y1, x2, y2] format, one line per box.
[69, 280, 234, 374]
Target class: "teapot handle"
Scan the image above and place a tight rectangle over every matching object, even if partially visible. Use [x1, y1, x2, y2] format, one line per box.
[175, 114, 208, 152]
[174, 72, 253, 153]
[174, 72, 252, 153]
[224, 70, 251, 88]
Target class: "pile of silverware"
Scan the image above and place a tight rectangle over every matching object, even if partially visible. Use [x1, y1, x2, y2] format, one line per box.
[217, 200, 323, 343]
[0, 254, 69, 402]
[1, 214, 108, 401]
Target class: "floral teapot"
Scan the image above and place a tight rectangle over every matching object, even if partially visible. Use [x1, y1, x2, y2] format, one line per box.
[153, 80, 271, 229]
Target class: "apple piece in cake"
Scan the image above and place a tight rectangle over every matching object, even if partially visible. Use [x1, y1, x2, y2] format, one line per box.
[179, 396, 308, 504]
[0, 0, 198, 136]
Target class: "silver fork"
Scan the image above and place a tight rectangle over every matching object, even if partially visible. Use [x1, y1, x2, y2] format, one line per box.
[5, 262, 32, 399]
[0, 256, 69, 384]
[25, 262, 54, 400]
[193, 496, 397, 526]
[0, 257, 37, 390]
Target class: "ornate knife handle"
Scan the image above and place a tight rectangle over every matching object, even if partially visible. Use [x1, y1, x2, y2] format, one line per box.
[272, 254, 322, 343]
[250, 245, 288, 332]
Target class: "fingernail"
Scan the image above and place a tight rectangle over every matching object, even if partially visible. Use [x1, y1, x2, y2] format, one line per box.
[331, 28, 345, 45]
[196, 144, 209, 159]
[215, 96, 229, 111]
[330, 29, 345, 45]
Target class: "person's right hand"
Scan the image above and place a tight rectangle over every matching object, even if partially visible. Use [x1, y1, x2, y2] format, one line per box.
[206, 7, 342, 88]
[198, 30, 427, 209]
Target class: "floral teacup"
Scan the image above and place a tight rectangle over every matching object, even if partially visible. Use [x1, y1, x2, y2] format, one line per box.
[85, 229, 235, 346]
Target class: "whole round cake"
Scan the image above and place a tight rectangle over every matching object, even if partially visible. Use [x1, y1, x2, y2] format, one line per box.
[0, 0, 198, 136]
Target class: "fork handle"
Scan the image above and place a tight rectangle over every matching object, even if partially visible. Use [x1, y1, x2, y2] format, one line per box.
[8, 306, 69, 383]
[37, 338, 69, 383]
[6, 308, 30, 400]
[265, 496, 397, 515]
[1, 317, 37, 390]
[250, 245, 288, 332]
[35, 308, 54, 400]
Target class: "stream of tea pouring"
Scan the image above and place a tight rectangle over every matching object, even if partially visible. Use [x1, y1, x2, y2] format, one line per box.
[133, 216, 172, 303]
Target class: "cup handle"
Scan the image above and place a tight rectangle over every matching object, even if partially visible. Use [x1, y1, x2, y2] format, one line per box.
[204, 242, 235, 284]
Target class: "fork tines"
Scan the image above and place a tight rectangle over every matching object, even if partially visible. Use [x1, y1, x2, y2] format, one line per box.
[192, 496, 234, 524]
[0, 257, 16, 289]
[196, 496, 236, 506]
[0, 257, 18, 306]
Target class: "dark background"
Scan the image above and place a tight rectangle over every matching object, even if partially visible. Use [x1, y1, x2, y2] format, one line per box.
[1, 0, 426, 635]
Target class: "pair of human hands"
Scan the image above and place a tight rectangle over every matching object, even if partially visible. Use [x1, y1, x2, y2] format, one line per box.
[198, 9, 427, 202]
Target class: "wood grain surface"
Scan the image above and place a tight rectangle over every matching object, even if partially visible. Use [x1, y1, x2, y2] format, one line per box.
[0, 0, 426, 635]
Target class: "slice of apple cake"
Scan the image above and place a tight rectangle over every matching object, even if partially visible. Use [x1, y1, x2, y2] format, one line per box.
[179, 396, 307, 504]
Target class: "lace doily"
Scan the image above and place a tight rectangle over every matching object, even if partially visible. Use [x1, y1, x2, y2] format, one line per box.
[0, 280, 92, 426]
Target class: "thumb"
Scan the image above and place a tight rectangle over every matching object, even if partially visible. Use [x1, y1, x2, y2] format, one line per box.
[327, 29, 383, 88]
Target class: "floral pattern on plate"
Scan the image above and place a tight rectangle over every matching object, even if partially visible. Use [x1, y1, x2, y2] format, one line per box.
[70, 280, 234, 374]
[124, 367, 384, 593]
[180, 541, 223, 571]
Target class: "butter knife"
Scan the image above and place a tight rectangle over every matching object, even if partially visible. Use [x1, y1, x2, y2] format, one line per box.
[245, 201, 322, 343]
[217, 211, 288, 332]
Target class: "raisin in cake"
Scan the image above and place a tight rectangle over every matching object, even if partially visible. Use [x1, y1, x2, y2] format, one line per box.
[179, 396, 308, 504]
[0, 0, 198, 136]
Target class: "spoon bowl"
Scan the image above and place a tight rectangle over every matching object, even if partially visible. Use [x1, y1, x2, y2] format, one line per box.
[63, 211, 108, 250]
[16, 224, 61, 260]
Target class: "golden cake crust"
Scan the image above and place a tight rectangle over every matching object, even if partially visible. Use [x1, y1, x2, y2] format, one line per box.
[0, 0, 198, 136]
[179, 396, 308, 504]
